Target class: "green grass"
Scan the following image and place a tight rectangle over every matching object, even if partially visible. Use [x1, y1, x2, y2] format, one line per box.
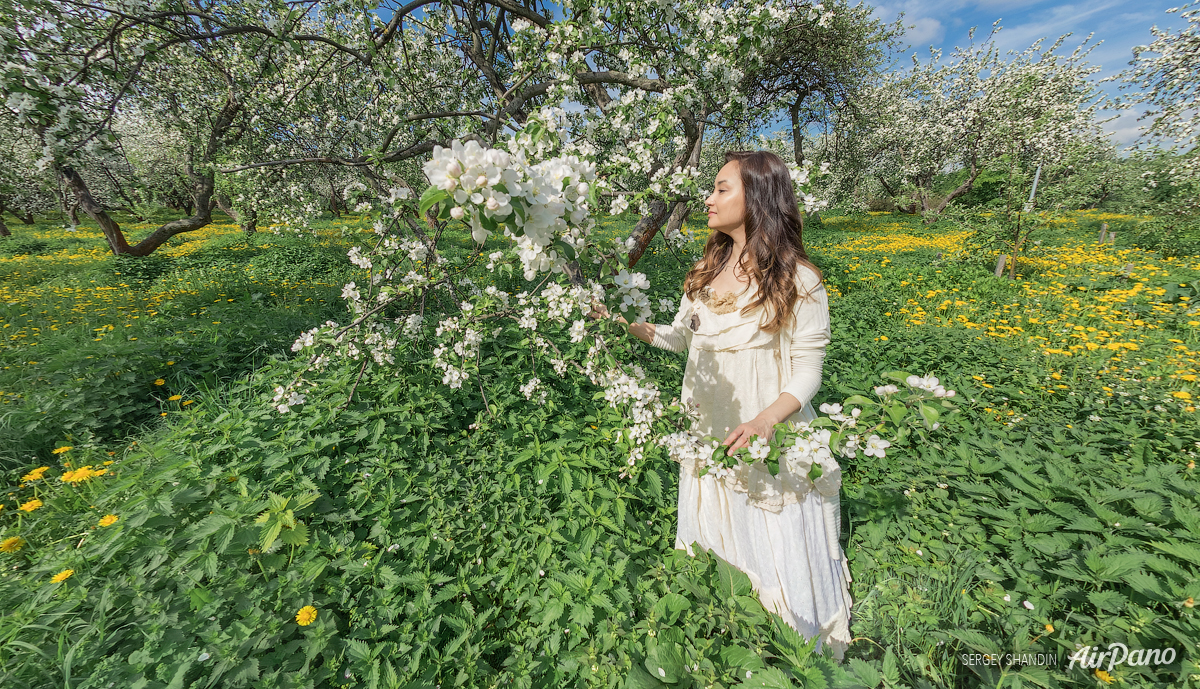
[0, 206, 1197, 688]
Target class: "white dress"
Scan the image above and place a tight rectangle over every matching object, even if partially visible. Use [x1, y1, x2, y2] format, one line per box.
[649, 265, 853, 661]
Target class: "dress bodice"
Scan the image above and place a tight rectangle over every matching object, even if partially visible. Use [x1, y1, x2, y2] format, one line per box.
[689, 285, 777, 352]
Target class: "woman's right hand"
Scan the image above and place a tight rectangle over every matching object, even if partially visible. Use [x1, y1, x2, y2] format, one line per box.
[588, 299, 611, 321]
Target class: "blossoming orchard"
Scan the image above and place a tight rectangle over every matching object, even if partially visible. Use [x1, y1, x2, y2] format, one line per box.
[1, 0, 1198, 687]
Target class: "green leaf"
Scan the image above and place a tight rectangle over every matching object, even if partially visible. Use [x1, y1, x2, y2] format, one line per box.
[645, 642, 686, 683]
[189, 587, 213, 611]
[553, 240, 576, 261]
[419, 187, 448, 217]
[652, 592, 690, 624]
[280, 522, 310, 546]
[847, 658, 883, 688]
[718, 645, 764, 671]
[919, 403, 940, 425]
[742, 666, 795, 688]
[260, 519, 283, 552]
[624, 665, 667, 689]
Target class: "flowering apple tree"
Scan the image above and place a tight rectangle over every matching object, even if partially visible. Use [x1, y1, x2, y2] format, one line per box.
[277, 108, 840, 478]
[1119, 3, 1200, 214]
[860, 27, 1106, 220]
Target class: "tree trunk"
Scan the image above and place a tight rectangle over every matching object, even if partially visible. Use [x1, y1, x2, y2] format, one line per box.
[59, 164, 216, 256]
[926, 160, 979, 221]
[17, 210, 35, 224]
[0, 214, 10, 237]
[69, 199, 81, 227]
[789, 92, 811, 166]
[329, 178, 342, 218]
[213, 193, 239, 222]
[240, 207, 258, 236]
[790, 100, 804, 166]
[664, 201, 689, 241]
[627, 114, 706, 269]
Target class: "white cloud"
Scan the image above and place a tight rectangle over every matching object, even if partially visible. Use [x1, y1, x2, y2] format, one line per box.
[904, 16, 946, 48]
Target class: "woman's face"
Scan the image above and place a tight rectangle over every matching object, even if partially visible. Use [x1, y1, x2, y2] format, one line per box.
[705, 161, 746, 237]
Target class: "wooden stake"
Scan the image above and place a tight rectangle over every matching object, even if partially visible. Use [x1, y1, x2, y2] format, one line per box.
[994, 254, 1007, 277]
[1097, 222, 1108, 244]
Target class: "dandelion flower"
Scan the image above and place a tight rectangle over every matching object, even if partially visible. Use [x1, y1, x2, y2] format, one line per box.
[295, 605, 318, 626]
[51, 569, 74, 583]
[51, 446, 73, 454]
[154, 379, 165, 386]
[98, 514, 118, 527]
[19, 499, 42, 512]
[1, 536, 24, 553]
[168, 395, 182, 401]
[21, 466, 49, 482]
[1094, 669, 1113, 684]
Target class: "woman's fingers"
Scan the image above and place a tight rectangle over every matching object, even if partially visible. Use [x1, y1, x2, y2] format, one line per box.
[725, 425, 747, 456]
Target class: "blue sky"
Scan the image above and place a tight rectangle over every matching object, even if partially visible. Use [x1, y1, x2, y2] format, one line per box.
[869, 0, 1191, 148]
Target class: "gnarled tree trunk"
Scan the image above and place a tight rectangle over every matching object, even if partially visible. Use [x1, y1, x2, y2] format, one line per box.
[60, 163, 216, 256]
[240, 207, 258, 235]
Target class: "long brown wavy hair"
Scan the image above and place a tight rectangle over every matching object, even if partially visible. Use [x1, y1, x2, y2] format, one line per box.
[683, 150, 823, 334]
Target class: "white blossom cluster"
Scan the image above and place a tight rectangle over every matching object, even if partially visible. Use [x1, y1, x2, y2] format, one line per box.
[520, 377, 548, 403]
[583, 361, 668, 473]
[421, 114, 600, 280]
[906, 374, 956, 398]
[272, 384, 307, 413]
[662, 373, 960, 487]
[611, 269, 653, 323]
[786, 159, 833, 214]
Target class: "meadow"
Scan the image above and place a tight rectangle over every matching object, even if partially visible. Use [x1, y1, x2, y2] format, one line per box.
[0, 208, 1197, 688]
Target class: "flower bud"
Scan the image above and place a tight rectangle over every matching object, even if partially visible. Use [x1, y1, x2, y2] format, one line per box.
[450, 206, 465, 220]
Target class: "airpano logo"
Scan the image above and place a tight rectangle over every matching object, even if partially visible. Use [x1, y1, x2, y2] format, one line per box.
[1067, 643, 1176, 672]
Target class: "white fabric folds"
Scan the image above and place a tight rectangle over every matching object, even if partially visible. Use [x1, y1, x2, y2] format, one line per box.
[648, 265, 852, 661]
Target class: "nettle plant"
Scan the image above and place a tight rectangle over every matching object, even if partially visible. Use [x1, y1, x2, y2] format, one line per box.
[276, 108, 855, 476]
[660, 373, 960, 485]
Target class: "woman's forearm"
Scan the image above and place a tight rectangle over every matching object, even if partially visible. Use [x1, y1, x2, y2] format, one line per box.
[614, 315, 656, 344]
[758, 392, 803, 427]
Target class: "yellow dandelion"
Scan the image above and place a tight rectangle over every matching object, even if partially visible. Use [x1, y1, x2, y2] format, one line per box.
[98, 514, 118, 527]
[1044, 623, 1054, 633]
[1094, 669, 1113, 684]
[183, 400, 193, 406]
[21, 466, 50, 482]
[1, 536, 25, 553]
[1171, 391, 1191, 400]
[154, 379, 165, 386]
[295, 605, 318, 626]
[18, 498, 42, 512]
[1185, 597, 1194, 608]
[168, 394, 182, 401]
[51, 446, 73, 454]
[51, 569, 74, 583]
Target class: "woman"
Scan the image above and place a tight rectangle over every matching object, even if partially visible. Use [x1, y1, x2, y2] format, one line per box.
[592, 150, 852, 661]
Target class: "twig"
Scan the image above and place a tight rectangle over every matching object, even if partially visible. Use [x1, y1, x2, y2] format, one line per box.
[341, 358, 370, 409]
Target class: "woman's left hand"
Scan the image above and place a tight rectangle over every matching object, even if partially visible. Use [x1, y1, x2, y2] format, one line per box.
[722, 415, 777, 457]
